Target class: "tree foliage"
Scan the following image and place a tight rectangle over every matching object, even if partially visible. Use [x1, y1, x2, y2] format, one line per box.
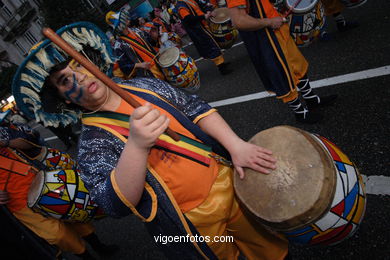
[40, 0, 108, 31]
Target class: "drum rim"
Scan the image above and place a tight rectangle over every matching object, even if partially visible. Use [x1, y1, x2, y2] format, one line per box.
[285, 0, 319, 14]
[158, 47, 180, 67]
[209, 7, 231, 24]
[234, 125, 337, 232]
[27, 170, 45, 208]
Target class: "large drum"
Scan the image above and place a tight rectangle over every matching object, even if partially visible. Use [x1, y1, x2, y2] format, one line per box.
[209, 8, 238, 50]
[234, 126, 366, 245]
[28, 168, 105, 222]
[157, 47, 200, 92]
[285, 0, 326, 46]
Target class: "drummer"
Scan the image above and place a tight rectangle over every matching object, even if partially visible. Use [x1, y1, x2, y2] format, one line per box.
[0, 123, 117, 259]
[321, 0, 364, 32]
[106, 10, 166, 80]
[227, 0, 338, 123]
[13, 23, 289, 259]
[175, 0, 233, 75]
[141, 21, 181, 50]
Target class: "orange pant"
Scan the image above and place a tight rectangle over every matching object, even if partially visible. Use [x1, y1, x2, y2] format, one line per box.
[13, 207, 94, 254]
[186, 165, 288, 260]
[274, 24, 309, 103]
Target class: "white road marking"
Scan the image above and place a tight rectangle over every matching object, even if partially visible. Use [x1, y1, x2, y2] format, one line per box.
[362, 175, 390, 195]
[209, 65, 390, 107]
[44, 136, 59, 141]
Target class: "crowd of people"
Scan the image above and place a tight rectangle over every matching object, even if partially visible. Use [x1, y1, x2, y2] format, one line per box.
[2, 0, 367, 259]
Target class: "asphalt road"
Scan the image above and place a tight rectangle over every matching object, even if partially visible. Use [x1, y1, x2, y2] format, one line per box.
[23, 0, 390, 259]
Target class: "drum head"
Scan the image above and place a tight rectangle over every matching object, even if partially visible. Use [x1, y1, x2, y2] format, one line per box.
[285, 0, 318, 14]
[234, 126, 336, 231]
[27, 171, 45, 208]
[158, 47, 180, 68]
[210, 8, 231, 23]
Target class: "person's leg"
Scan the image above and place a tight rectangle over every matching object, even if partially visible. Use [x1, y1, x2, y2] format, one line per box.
[186, 165, 288, 259]
[13, 207, 87, 255]
[212, 55, 233, 75]
[185, 165, 240, 259]
[297, 75, 337, 109]
[226, 207, 288, 260]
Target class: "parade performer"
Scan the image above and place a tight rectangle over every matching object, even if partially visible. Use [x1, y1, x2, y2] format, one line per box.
[175, 0, 233, 75]
[321, 0, 365, 32]
[0, 123, 116, 259]
[151, 7, 171, 33]
[106, 10, 166, 80]
[227, 0, 337, 123]
[13, 22, 288, 259]
[141, 22, 181, 50]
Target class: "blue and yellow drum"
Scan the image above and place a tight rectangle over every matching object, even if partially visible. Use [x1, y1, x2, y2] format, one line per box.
[234, 126, 366, 246]
[28, 149, 104, 222]
[209, 8, 238, 50]
[158, 47, 200, 92]
[286, 0, 326, 47]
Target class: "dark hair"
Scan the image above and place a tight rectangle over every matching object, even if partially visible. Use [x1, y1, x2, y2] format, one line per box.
[40, 46, 106, 114]
[129, 19, 140, 28]
[40, 60, 82, 114]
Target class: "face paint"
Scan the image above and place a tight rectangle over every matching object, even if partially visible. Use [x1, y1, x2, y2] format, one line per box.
[64, 73, 84, 104]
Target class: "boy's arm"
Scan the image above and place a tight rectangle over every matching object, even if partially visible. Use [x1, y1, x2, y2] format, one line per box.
[113, 103, 170, 206]
[196, 112, 276, 178]
[228, 6, 285, 31]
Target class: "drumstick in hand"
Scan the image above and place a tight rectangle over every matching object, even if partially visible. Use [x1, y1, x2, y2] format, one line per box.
[42, 28, 180, 142]
[284, 0, 304, 17]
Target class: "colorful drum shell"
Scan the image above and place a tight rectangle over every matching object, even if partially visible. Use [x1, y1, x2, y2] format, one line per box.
[284, 135, 366, 245]
[289, 0, 326, 46]
[234, 126, 366, 246]
[209, 8, 238, 50]
[158, 47, 201, 92]
[28, 168, 105, 222]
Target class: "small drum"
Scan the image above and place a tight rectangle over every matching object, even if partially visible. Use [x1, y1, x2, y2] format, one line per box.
[288, 0, 326, 46]
[209, 8, 238, 50]
[285, 0, 318, 14]
[234, 126, 366, 245]
[157, 47, 200, 92]
[28, 168, 105, 222]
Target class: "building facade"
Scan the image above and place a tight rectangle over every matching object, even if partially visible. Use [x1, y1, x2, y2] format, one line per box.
[0, 0, 134, 65]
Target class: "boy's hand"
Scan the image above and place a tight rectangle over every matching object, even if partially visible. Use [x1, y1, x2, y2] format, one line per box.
[267, 17, 285, 30]
[231, 140, 277, 179]
[129, 102, 170, 150]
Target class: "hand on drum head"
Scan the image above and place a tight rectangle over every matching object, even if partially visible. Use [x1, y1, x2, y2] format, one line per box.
[231, 141, 277, 179]
[205, 11, 213, 20]
[0, 190, 10, 205]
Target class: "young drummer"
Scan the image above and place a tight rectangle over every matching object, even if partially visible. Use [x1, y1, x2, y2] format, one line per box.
[13, 22, 288, 259]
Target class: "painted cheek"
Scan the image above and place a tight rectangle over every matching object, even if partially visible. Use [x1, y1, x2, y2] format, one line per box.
[64, 74, 84, 104]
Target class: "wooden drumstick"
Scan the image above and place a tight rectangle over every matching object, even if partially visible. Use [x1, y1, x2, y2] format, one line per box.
[42, 28, 180, 142]
[284, 0, 304, 17]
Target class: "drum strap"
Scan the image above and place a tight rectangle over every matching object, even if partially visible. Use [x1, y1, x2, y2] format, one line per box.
[0, 155, 32, 176]
[82, 85, 231, 165]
